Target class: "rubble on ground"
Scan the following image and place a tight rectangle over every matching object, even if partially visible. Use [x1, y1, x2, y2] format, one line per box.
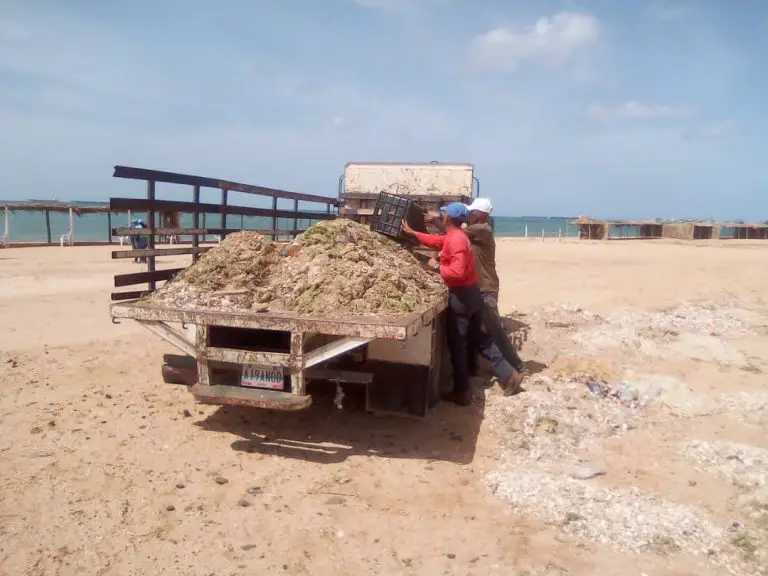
[487, 468, 724, 556]
[717, 391, 768, 427]
[148, 220, 446, 316]
[682, 440, 768, 490]
[487, 372, 640, 472]
[543, 300, 760, 365]
[484, 374, 764, 574]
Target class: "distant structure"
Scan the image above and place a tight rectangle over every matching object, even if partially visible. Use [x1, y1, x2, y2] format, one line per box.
[570, 217, 663, 240]
[2, 202, 113, 247]
[661, 222, 719, 240]
[722, 222, 768, 240]
[569, 217, 767, 241]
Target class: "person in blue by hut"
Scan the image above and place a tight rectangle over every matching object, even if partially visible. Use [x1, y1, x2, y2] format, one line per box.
[130, 218, 148, 263]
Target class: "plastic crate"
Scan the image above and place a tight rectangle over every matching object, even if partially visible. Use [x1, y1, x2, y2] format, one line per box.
[370, 192, 427, 239]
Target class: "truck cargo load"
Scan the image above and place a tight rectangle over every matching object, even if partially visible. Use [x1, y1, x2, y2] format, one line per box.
[109, 166, 452, 418]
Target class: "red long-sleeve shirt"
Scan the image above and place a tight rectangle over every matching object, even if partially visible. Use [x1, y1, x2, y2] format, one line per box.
[413, 228, 478, 288]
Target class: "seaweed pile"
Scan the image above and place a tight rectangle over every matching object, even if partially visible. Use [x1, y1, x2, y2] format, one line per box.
[149, 220, 446, 316]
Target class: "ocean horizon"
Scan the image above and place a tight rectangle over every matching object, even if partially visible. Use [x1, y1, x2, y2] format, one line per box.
[0, 200, 579, 243]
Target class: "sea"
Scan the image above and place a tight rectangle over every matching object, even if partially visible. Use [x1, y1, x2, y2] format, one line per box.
[1, 201, 576, 243]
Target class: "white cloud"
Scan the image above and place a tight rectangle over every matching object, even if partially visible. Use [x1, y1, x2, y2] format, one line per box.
[586, 101, 695, 122]
[470, 12, 600, 71]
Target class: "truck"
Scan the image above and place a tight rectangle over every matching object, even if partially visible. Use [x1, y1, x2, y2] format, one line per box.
[339, 161, 478, 226]
[109, 163, 478, 417]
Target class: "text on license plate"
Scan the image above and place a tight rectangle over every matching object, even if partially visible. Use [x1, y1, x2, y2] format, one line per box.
[241, 365, 284, 390]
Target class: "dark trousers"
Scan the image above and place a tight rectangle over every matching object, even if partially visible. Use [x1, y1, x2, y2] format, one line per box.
[468, 292, 525, 374]
[447, 286, 514, 394]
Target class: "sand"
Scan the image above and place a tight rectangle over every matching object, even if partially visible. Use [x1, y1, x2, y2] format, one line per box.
[1, 238, 768, 575]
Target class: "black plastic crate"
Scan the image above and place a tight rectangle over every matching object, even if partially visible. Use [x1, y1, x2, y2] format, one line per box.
[370, 192, 427, 239]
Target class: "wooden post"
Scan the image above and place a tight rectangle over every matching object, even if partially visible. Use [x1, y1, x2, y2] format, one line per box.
[558, 228, 562, 242]
[3, 206, 8, 247]
[524, 224, 528, 239]
[293, 199, 299, 237]
[107, 212, 112, 244]
[220, 188, 228, 234]
[271, 195, 278, 241]
[147, 180, 156, 289]
[541, 228, 544, 242]
[68, 207, 74, 246]
[192, 184, 200, 261]
[290, 332, 306, 395]
[45, 210, 52, 244]
[195, 324, 210, 386]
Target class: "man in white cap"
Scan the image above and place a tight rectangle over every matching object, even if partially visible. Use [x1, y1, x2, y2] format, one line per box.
[464, 197, 525, 373]
[426, 198, 526, 375]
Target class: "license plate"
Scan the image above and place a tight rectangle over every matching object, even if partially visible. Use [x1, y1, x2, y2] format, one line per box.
[241, 365, 284, 390]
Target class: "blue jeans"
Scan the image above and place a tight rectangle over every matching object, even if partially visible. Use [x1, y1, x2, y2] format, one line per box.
[447, 285, 514, 394]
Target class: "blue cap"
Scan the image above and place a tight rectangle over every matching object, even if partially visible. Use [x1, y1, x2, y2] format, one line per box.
[440, 202, 469, 222]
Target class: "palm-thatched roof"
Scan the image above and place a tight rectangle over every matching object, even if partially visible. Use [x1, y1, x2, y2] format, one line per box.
[1, 203, 112, 215]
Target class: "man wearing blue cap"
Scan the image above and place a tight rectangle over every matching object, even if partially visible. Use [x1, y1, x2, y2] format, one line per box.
[425, 199, 526, 377]
[402, 202, 523, 405]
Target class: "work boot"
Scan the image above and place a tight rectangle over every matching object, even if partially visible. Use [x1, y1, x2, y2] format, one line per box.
[503, 370, 524, 397]
[442, 390, 473, 407]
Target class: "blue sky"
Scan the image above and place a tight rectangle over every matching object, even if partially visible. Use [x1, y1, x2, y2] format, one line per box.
[0, 0, 765, 219]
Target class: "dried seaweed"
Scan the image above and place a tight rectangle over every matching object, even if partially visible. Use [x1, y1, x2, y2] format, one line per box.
[149, 220, 446, 316]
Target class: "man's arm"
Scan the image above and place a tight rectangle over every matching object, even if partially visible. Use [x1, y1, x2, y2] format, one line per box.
[462, 223, 492, 244]
[411, 231, 445, 250]
[462, 223, 480, 240]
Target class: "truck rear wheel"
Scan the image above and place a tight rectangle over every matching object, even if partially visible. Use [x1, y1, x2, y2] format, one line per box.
[162, 363, 197, 386]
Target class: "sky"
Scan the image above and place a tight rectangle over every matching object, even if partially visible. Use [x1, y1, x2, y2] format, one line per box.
[0, 0, 765, 219]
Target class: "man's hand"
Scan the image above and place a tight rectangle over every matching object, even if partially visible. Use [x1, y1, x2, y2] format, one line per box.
[423, 213, 439, 226]
[427, 257, 439, 271]
[401, 220, 415, 236]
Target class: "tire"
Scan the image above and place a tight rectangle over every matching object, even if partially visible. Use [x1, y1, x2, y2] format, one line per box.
[162, 363, 197, 386]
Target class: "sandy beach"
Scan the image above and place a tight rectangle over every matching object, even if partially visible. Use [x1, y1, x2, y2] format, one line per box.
[1, 238, 767, 576]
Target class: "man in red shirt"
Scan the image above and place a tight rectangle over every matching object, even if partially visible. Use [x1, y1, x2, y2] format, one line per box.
[402, 202, 523, 406]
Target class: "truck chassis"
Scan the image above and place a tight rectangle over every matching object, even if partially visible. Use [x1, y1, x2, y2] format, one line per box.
[111, 299, 449, 417]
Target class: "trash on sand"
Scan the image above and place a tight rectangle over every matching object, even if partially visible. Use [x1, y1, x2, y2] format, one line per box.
[486, 372, 639, 471]
[583, 378, 640, 407]
[585, 379, 614, 398]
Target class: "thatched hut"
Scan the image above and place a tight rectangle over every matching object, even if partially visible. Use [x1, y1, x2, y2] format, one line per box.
[1, 202, 113, 247]
[609, 221, 663, 239]
[570, 216, 608, 240]
[662, 222, 720, 240]
[721, 223, 768, 240]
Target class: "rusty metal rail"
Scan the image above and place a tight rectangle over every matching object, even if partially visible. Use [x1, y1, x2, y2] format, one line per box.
[110, 299, 447, 341]
[109, 165, 338, 301]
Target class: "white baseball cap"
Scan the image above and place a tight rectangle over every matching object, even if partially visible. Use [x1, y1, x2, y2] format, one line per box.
[467, 197, 493, 214]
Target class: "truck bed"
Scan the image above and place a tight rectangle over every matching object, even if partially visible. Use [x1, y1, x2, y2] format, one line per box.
[110, 296, 447, 341]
